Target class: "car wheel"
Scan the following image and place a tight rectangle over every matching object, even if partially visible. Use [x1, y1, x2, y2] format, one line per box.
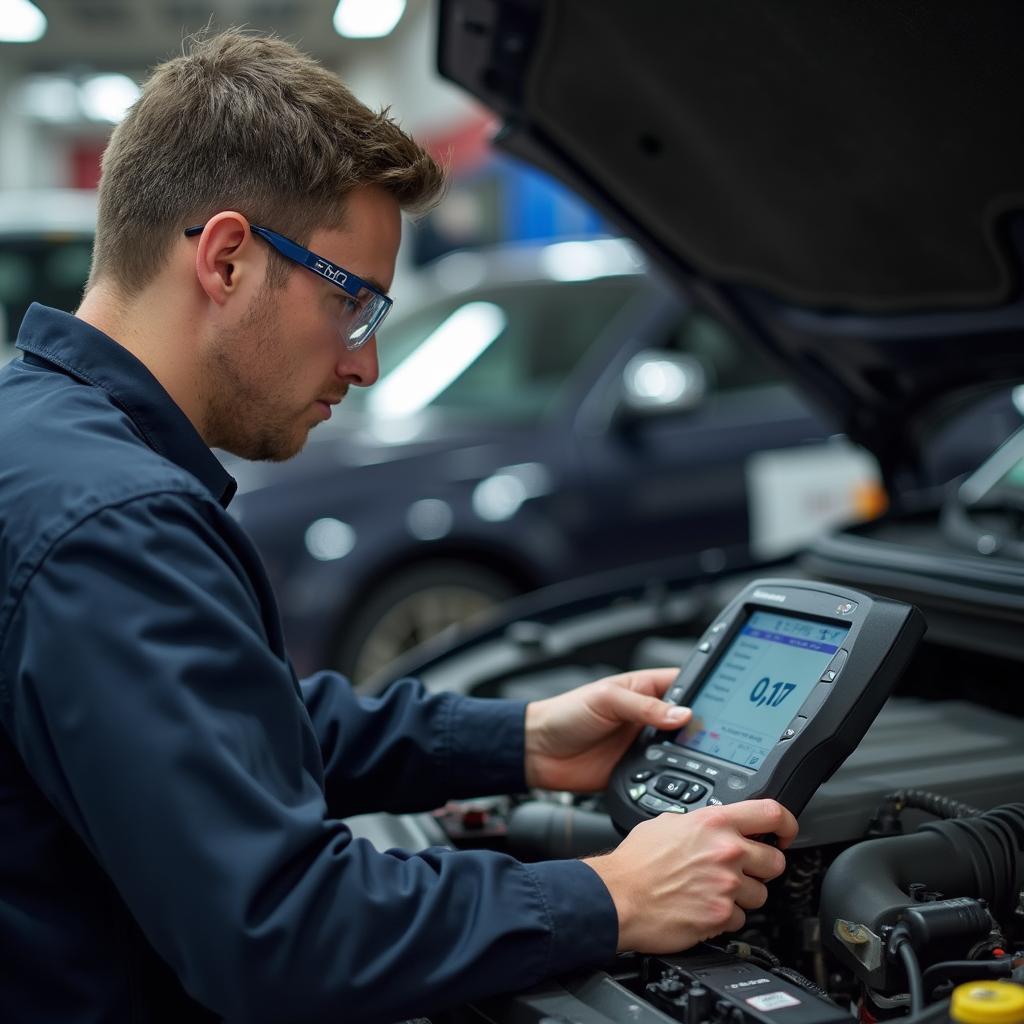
[335, 561, 519, 687]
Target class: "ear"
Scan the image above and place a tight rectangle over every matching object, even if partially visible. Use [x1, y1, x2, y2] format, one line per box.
[192, 212, 261, 306]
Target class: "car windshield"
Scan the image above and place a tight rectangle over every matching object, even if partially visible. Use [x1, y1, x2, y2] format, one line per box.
[346, 277, 640, 422]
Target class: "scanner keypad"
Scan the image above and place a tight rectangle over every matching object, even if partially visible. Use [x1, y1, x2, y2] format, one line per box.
[632, 749, 731, 813]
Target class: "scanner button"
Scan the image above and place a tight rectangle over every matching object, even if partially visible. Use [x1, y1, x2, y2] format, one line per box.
[654, 776, 688, 799]
[667, 686, 686, 704]
[697, 641, 712, 653]
[681, 782, 708, 804]
[820, 648, 849, 682]
[781, 715, 808, 741]
[639, 794, 675, 814]
[711, 621, 727, 634]
[631, 770, 654, 782]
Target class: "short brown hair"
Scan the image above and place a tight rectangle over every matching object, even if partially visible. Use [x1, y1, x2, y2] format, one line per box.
[89, 29, 446, 295]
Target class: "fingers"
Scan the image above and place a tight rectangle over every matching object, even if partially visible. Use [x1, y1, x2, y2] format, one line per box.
[601, 668, 680, 698]
[713, 799, 799, 848]
[723, 904, 747, 935]
[742, 837, 788, 882]
[734, 875, 770, 912]
[590, 799, 791, 954]
[595, 680, 691, 731]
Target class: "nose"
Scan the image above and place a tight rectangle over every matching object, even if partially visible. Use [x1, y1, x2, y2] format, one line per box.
[338, 336, 379, 388]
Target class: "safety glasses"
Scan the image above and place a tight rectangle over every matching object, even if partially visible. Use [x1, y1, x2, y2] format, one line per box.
[184, 223, 392, 350]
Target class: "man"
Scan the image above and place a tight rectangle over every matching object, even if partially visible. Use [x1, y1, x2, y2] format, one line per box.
[0, 31, 796, 1023]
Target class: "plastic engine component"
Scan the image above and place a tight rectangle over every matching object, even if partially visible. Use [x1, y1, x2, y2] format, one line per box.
[795, 699, 1024, 847]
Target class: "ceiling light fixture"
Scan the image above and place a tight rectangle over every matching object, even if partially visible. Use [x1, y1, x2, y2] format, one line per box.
[79, 73, 142, 123]
[0, 0, 47, 43]
[333, 0, 406, 39]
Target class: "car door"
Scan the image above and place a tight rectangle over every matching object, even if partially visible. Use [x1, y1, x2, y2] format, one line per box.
[566, 295, 837, 576]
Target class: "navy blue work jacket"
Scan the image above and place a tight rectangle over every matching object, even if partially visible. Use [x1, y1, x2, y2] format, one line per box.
[0, 305, 618, 1023]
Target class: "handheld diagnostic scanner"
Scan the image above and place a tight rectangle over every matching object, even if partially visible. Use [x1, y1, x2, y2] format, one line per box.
[607, 579, 925, 832]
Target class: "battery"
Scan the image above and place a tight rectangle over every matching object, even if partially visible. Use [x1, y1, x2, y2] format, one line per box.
[644, 948, 850, 1024]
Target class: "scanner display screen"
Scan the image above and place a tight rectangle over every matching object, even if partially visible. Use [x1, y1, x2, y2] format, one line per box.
[675, 610, 849, 768]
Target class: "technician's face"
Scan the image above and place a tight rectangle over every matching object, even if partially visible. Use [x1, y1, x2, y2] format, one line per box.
[209, 186, 400, 462]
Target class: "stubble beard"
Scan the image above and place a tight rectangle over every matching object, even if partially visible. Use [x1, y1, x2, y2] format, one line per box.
[203, 288, 307, 462]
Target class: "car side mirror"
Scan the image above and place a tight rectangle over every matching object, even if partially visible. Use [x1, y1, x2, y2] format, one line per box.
[619, 350, 709, 417]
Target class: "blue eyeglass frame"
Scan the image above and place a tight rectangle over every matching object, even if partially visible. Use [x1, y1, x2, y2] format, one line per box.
[183, 222, 392, 349]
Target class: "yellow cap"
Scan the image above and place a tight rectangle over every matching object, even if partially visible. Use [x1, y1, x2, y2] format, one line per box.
[951, 982, 1024, 1024]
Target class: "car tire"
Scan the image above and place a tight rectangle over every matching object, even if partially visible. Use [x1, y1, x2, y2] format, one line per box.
[334, 560, 519, 687]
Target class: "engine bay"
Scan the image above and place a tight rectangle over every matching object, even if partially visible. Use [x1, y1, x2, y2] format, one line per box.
[349, 502, 1024, 1023]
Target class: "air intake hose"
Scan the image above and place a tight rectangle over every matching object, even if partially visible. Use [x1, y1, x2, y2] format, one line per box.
[819, 803, 1024, 992]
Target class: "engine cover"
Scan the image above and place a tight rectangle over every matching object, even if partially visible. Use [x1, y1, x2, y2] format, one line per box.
[796, 698, 1024, 847]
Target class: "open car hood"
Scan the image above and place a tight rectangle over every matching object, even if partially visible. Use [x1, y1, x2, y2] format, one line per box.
[438, 0, 1024, 487]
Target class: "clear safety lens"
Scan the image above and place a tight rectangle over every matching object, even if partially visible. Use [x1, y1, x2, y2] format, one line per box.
[340, 287, 391, 350]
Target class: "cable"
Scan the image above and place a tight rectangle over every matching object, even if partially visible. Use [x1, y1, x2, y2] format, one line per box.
[921, 958, 1014, 1002]
[899, 997, 953, 1024]
[725, 941, 781, 968]
[897, 940, 926, 1015]
[771, 966, 840, 1006]
[868, 790, 983, 836]
[724, 941, 838, 1008]
[900, 789, 983, 819]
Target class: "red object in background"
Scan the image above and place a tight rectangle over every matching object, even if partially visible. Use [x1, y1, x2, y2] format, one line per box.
[69, 138, 108, 189]
[421, 111, 497, 175]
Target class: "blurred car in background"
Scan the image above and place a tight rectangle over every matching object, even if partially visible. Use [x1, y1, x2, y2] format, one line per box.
[226, 238, 886, 685]
[3, 192, 1014, 689]
[0, 189, 95, 361]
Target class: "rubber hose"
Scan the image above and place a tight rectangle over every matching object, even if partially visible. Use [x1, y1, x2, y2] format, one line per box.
[820, 803, 1024, 992]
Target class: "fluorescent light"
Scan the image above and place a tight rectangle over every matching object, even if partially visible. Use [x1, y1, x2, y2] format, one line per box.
[368, 301, 507, 418]
[333, 0, 406, 39]
[539, 238, 642, 282]
[0, 0, 47, 43]
[80, 74, 141, 124]
[17, 76, 79, 122]
[17, 72, 140, 125]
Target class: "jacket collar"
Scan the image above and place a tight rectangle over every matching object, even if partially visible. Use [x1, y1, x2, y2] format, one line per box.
[16, 303, 237, 507]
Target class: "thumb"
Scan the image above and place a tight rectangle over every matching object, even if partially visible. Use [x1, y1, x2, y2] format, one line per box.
[599, 684, 692, 730]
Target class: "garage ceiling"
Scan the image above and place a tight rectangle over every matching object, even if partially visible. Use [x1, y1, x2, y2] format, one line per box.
[10, 0, 408, 73]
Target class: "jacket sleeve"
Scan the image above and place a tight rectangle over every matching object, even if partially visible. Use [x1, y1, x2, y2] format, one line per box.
[0, 490, 618, 1024]
[299, 670, 530, 818]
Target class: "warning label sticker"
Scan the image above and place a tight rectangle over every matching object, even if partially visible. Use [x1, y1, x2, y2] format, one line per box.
[745, 991, 802, 1012]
